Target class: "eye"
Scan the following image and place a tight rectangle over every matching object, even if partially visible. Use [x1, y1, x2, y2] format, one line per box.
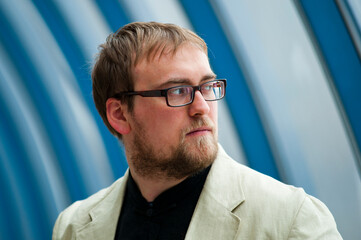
[202, 82, 215, 91]
[204, 85, 213, 91]
[169, 87, 191, 96]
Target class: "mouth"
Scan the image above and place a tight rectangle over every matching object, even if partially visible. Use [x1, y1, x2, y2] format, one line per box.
[186, 127, 213, 137]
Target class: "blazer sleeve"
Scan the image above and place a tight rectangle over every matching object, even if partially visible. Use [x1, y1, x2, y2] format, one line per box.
[287, 195, 342, 239]
[52, 206, 76, 240]
[52, 211, 70, 240]
[52, 200, 85, 240]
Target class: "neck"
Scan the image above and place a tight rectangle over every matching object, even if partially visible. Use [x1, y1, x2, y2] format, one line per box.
[129, 169, 187, 202]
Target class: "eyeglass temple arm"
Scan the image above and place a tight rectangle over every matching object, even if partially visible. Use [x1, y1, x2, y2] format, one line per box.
[113, 90, 166, 98]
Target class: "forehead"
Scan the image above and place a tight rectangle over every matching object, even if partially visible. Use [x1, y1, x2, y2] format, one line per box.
[135, 41, 207, 66]
[132, 43, 213, 88]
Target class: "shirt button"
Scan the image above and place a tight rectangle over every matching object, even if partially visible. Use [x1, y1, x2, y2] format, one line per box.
[146, 208, 153, 216]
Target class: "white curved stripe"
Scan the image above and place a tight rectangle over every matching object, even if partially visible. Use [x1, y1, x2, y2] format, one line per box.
[346, 0, 361, 30]
[53, 0, 111, 60]
[0, 42, 69, 219]
[0, 0, 114, 195]
[0, 141, 34, 240]
[120, 0, 192, 28]
[211, 0, 361, 238]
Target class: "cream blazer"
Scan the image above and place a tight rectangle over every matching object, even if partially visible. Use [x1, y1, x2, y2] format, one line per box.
[53, 146, 342, 239]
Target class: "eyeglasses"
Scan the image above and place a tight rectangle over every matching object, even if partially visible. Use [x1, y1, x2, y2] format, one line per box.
[112, 79, 227, 107]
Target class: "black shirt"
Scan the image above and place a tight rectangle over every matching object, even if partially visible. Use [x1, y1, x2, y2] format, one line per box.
[114, 166, 211, 240]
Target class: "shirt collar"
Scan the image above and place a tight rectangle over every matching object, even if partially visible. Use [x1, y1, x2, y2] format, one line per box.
[126, 165, 212, 215]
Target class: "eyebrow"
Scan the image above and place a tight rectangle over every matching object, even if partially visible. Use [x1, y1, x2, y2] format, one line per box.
[156, 73, 217, 89]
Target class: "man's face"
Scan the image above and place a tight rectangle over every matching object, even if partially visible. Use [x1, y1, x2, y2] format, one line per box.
[123, 43, 219, 180]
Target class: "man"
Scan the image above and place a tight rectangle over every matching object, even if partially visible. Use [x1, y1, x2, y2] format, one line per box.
[53, 22, 342, 239]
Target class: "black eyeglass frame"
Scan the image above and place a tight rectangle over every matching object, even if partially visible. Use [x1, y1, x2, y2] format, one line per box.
[112, 79, 227, 107]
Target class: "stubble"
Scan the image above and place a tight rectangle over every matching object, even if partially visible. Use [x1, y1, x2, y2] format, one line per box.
[130, 118, 218, 180]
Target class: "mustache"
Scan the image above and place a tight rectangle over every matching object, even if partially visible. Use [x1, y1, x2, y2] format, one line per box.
[182, 118, 215, 135]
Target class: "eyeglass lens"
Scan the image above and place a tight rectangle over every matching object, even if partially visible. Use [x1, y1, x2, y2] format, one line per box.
[167, 80, 225, 107]
[167, 87, 193, 106]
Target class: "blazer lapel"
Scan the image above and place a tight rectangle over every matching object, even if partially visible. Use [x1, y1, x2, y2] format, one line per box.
[185, 191, 243, 240]
[185, 145, 245, 240]
[76, 171, 129, 240]
[74, 145, 245, 240]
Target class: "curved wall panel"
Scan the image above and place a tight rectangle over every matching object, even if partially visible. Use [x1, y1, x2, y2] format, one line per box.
[0, 0, 359, 239]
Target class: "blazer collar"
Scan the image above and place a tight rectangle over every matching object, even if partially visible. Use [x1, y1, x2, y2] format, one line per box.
[76, 171, 129, 240]
[185, 145, 246, 240]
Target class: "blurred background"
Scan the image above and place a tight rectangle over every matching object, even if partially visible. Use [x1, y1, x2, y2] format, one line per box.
[1, 0, 360, 239]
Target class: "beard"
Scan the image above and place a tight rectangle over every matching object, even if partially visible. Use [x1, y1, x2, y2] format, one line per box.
[129, 117, 218, 180]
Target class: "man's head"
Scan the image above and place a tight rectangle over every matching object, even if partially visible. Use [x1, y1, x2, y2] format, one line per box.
[92, 22, 224, 180]
[92, 22, 208, 138]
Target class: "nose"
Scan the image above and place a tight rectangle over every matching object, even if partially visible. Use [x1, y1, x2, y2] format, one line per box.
[188, 90, 210, 117]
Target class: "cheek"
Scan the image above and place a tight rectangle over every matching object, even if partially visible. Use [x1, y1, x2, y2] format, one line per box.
[209, 102, 218, 124]
[153, 110, 185, 134]
[133, 101, 184, 140]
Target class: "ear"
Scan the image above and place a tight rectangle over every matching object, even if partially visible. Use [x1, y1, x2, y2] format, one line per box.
[106, 98, 131, 135]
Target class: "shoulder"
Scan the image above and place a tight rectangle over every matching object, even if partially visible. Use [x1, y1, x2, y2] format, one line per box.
[212, 146, 341, 238]
[52, 175, 127, 239]
[231, 161, 307, 222]
[212, 146, 304, 204]
[236, 161, 304, 204]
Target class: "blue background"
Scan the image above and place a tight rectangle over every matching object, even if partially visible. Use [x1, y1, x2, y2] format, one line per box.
[1, 0, 360, 239]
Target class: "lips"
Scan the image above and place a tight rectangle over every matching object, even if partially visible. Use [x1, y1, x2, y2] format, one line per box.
[186, 127, 212, 136]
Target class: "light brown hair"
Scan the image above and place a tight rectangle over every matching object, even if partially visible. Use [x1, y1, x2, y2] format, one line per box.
[92, 22, 208, 138]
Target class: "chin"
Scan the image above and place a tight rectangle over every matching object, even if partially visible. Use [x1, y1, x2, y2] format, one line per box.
[184, 136, 218, 164]
[189, 134, 217, 151]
